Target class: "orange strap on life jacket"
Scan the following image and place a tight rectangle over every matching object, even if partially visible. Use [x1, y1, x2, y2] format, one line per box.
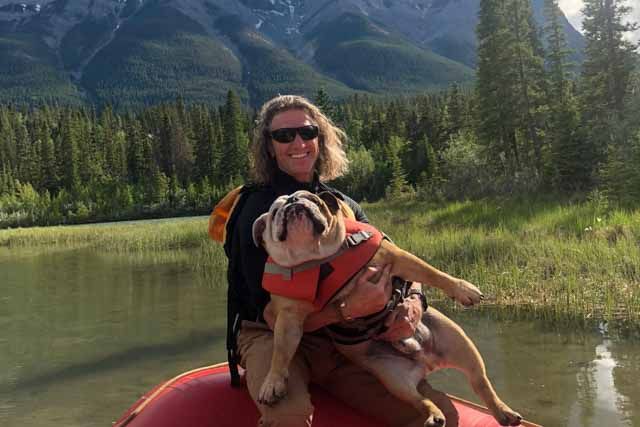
[208, 186, 244, 243]
[262, 219, 383, 310]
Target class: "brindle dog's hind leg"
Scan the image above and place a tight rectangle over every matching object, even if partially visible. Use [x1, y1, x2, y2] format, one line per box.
[350, 351, 446, 427]
[424, 309, 522, 426]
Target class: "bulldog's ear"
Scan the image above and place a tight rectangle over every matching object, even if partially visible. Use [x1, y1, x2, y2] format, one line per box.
[318, 191, 340, 214]
[252, 214, 268, 247]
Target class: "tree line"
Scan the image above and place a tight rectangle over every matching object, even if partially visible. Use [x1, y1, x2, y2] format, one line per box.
[0, 91, 250, 226]
[0, 0, 638, 228]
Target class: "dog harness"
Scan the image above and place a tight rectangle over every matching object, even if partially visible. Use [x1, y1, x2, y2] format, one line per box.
[262, 219, 383, 310]
[261, 219, 423, 345]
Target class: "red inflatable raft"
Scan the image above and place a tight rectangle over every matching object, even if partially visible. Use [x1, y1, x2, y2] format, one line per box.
[114, 363, 540, 427]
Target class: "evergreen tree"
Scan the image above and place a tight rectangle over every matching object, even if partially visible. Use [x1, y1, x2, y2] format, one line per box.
[169, 117, 193, 185]
[221, 90, 249, 182]
[158, 112, 176, 177]
[0, 109, 16, 176]
[0, 161, 13, 195]
[126, 119, 146, 185]
[14, 115, 37, 185]
[507, 0, 547, 175]
[580, 0, 639, 179]
[544, 0, 587, 190]
[404, 136, 437, 186]
[148, 165, 168, 205]
[601, 131, 640, 205]
[384, 136, 411, 199]
[39, 130, 57, 194]
[315, 87, 336, 119]
[57, 110, 81, 192]
[445, 84, 466, 136]
[477, 0, 521, 175]
[544, 0, 572, 100]
[477, 0, 548, 179]
[194, 106, 220, 184]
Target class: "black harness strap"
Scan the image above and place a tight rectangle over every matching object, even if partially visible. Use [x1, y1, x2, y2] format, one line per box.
[325, 277, 416, 345]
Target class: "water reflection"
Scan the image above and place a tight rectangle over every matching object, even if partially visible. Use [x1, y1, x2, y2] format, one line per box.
[0, 246, 227, 427]
[567, 339, 631, 427]
[427, 312, 639, 427]
[0, 246, 639, 427]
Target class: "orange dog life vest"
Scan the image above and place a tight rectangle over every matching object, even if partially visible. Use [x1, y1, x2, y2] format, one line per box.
[262, 219, 384, 310]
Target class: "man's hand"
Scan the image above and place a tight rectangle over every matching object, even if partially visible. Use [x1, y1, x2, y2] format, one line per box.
[302, 264, 392, 331]
[376, 292, 424, 341]
[344, 264, 393, 319]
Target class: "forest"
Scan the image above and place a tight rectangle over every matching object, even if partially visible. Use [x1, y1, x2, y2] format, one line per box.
[0, 0, 638, 228]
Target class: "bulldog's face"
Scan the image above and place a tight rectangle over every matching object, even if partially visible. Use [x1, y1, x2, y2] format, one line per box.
[253, 191, 346, 267]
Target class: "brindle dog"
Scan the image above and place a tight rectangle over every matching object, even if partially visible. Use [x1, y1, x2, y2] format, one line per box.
[252, 190, 522, 427]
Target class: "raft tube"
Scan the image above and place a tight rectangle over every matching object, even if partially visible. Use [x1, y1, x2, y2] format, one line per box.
[114, 363, 540, 427]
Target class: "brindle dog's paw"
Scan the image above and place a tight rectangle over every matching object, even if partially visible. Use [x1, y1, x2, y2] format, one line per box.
[495, 405, 522, 426]
[257, 373, 288, 406]
[450, 279, 484, 307]
[423, 413, 445, 427]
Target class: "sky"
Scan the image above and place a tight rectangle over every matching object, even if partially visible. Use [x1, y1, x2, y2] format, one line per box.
[558, 0, 640, 42]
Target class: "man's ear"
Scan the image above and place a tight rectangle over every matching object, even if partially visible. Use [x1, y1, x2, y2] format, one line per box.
[318, 191, 340, 214]
[252, 214, 268, 247]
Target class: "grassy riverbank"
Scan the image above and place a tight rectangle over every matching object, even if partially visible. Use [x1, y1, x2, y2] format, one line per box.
[2, 196, 639, 334]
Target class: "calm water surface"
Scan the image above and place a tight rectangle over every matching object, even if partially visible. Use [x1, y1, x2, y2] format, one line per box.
[1, 241, 639, 427]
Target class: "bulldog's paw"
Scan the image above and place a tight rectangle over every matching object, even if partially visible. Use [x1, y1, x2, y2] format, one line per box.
[449, 279, 484, 307]
[423, 411, 445, 427]
[257, 373, 288, 406]
[494, 404, 522, 426]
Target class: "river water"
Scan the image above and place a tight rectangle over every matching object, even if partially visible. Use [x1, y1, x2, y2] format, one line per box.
[0, 245, 638, 427]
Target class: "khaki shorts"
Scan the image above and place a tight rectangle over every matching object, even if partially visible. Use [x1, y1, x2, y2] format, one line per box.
[237, 321, 458, 427]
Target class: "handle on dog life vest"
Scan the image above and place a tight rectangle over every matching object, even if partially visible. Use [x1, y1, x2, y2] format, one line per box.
[345, 230, 373, 247]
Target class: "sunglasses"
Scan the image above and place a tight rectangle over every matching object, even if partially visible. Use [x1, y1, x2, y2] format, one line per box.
[266, 125, 319, 143]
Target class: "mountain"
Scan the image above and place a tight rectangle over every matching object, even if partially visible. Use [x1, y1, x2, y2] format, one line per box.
[0, 0, 585, 107]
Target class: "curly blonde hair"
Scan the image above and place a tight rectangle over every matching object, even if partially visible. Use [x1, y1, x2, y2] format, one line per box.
[251, 95, 349, 185]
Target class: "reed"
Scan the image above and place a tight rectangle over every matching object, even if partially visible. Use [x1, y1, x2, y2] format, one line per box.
[2, 197, 639, 333]
[366, 197, 640, 334]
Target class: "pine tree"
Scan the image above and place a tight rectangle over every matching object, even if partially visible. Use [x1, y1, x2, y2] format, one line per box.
[404, 135, 438, 187]
[477, 0, 548, 179]
[507, 0, 547, 175]
[158, 112, 175, 177]
[580, 0, 639, 179]
[39, 130, 58, 194]
[315, 87, 336, 119]
[169, 117, 193, 185]
[57, 110, 81, 192]
[194, 106, 219, 184]
[544, 0, 572, 101]
[544, 0, 586, 190]
[221, 90, 249, 182]
[0, 161, 13, 195]
[148, 165, 168, 205]
[384, 136, 411, 199]
[14, 115, 37, 185]
[126, 119, 146, 185]
[477, 0, 521, 175]
[445, 84, 466, 136]
[0, 108, 16, 176]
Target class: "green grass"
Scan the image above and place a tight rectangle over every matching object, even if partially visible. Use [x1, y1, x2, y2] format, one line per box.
[2, 197, 639, 334]
[0, 218, 228, 282]
[365, 196, 640, 334]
